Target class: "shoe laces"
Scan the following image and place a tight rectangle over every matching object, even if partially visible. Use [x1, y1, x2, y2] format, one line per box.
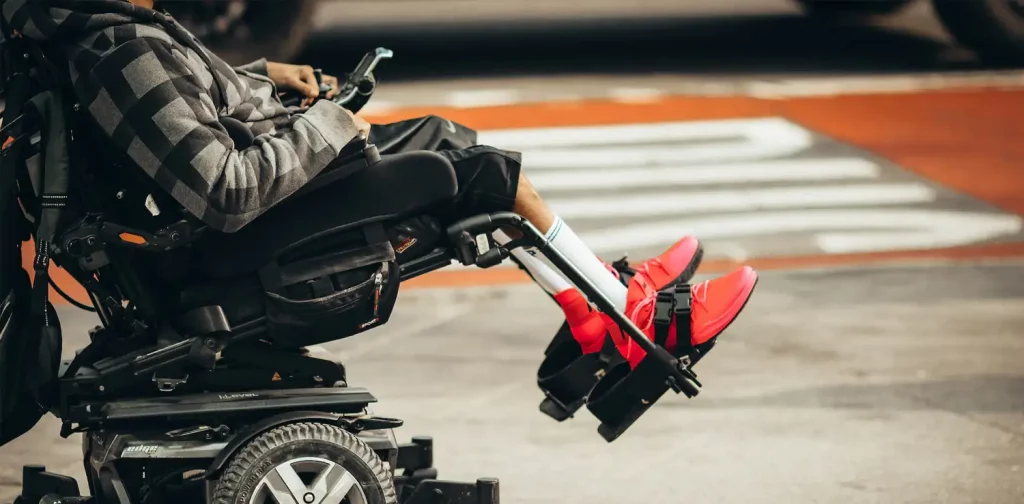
[603, 262, 621, 281]
[625, 272, 658, 333]
[691, 280, 710, 316]
[628, 295, 657, 333]
[636, 257, 664, 280]
[629, 279, 708, 334]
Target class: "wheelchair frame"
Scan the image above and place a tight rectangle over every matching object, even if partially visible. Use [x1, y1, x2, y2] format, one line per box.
[3, 38, 706, 503]
[12, 209, 701, 504]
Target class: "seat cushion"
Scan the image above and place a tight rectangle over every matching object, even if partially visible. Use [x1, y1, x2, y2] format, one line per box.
[194, 151, 457, 279]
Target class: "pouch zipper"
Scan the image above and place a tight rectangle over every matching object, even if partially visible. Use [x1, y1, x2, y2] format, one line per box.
[372, 263, 390, 320]
[372, 269, 383, 319]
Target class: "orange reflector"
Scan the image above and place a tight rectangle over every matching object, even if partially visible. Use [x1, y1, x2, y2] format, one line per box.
[119, 232, 147, 245]
[1, 137, 14, 151]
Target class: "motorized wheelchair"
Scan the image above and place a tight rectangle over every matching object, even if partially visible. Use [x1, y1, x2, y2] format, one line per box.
[0, 33, 706, 504]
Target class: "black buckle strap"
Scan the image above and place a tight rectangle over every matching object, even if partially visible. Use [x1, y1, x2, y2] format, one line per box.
[653, 283, 692, 354]
[652, 289, 675, 347]
[673, 284, 693, 358]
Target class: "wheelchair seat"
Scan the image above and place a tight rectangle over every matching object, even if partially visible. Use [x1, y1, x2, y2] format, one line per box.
[31, 144, 467, 417]
[194, 149, 458, 279]
[163, 150, 460, 342]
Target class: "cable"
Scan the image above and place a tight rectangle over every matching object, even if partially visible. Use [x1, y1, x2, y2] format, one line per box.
[47, 277, 96, 312]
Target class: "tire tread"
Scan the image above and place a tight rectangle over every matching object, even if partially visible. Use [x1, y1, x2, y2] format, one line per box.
[212, 422, 397, 504]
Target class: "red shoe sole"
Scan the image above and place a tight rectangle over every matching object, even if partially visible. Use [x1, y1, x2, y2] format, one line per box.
[673, 240, 705, 288]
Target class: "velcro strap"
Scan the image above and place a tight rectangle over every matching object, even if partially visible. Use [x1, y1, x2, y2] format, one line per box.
[33, 240, 50, 271]
[652, 283, 694, 351]
[652, 289, 675, 348]
[673, 284, 693, 354]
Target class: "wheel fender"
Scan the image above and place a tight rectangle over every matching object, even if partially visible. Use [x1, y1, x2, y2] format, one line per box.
[205, 410, 344, 479]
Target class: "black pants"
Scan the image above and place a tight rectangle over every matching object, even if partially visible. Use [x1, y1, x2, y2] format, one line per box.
[368, 115, 523, 219]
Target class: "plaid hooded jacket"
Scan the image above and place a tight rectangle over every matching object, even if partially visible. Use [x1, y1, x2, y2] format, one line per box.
[1, 0, 359, 232]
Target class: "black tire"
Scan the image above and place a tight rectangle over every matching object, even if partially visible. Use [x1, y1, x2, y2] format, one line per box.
[168, 0, 319, 66]
[932, 0, 1024, 63]
[212, 422, 397, 504]
[793, 0, 917, 20]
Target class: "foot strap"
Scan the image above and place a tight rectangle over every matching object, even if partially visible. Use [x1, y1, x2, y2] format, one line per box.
[653, 283, 693, 357]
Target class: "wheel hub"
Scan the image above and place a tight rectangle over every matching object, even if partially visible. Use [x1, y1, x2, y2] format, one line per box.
[250, 457, 367, 504]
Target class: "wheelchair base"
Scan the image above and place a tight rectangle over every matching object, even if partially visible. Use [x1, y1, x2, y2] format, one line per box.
[17, 387, 499, 504]
[16, 466, 496, 504]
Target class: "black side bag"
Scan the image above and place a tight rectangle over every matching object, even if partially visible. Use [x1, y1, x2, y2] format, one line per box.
[0, 86, 43, 447]
[260, 226, 402, 348]
[0, 186, 41, 447]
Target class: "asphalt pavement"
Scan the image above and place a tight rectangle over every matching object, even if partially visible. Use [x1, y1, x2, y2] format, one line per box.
[3, 261, 1022, 503]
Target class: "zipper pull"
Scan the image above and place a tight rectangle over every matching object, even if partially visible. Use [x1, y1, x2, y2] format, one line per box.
[372, 270, 383, 318]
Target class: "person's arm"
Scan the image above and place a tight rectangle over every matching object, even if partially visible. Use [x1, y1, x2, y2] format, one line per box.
[78, 37, 358, 232]
[234, 57, 269, 76]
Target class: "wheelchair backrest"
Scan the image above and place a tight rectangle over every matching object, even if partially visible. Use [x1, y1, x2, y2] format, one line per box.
[0, 24, 61, 446]
[0, 22, 188, 444]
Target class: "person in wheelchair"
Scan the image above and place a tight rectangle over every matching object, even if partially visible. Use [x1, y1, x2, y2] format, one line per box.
[7, 0, 758, 372]
[1, 2, 765, 501]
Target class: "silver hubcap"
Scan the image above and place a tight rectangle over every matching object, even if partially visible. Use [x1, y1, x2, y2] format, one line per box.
[250, 457, 367, 504]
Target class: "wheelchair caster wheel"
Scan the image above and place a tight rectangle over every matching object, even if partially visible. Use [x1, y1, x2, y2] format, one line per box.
[212, 422, 397, 504]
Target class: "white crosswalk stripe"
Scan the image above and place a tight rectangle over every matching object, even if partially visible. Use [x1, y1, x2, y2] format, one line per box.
[527, 158, 881, 191]
[545, 183, 938, 219]
[475, 117, 1024, 261]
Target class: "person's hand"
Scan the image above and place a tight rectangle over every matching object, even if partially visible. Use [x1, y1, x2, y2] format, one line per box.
[321, 73, 340, 100]
[344, 108, 372, 139]
[266, 62, 340, 107]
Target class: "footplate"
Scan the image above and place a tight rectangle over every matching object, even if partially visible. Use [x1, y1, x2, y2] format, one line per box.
[585, 284, 702, 442]
[394, 437, 500, 504]
[537, 323, 624, 421]
[401, 479, 500, 504]
[14, 465, 85, 504]
[585, 351, 701, 442]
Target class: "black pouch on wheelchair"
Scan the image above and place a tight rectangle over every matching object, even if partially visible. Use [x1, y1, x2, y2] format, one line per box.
[259, 225, 401, 347]
[386, 215, 442, 264]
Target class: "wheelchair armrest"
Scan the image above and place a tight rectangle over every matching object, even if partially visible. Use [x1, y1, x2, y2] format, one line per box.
[59, 217, 204, 274]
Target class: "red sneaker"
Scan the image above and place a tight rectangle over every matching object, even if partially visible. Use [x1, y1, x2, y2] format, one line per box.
[557, 237, 704, 356]
[630, 235, 705, 289]
[618, 266, 759, 368]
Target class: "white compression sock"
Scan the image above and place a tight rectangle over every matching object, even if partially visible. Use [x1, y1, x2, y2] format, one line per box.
[494, 230, 572, 296]
[544, 217, 628, 311]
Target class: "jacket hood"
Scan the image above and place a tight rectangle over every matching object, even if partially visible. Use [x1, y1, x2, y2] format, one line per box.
[2, 0, 232, 108]
[1, 0, 158, 42]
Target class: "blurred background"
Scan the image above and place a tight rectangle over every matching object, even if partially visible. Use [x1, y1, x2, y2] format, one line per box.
[3, 0, 1024, 503]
